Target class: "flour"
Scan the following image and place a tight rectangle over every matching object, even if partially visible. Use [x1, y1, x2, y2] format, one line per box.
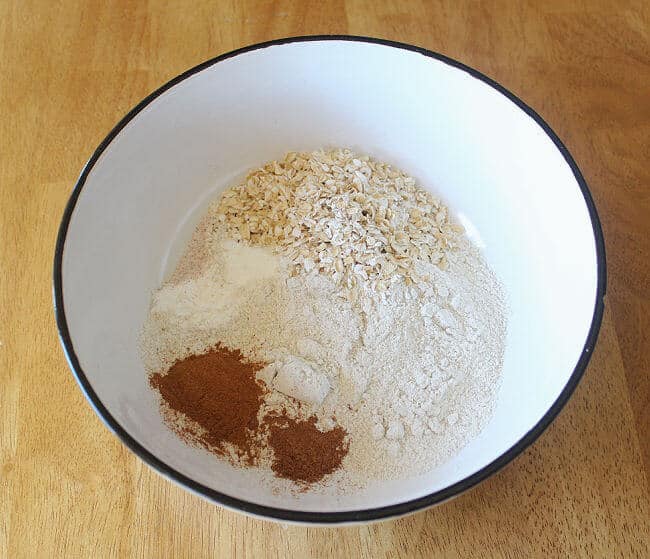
[141, 149, 507, 485]
[331, 237, 506, 478]
[142, 223, 506, 482]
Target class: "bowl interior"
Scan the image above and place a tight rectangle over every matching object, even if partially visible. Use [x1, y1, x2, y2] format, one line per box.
[59, 40, 600, 515]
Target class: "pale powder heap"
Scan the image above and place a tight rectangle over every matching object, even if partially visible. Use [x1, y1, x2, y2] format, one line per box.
[141, 149, 507, 484]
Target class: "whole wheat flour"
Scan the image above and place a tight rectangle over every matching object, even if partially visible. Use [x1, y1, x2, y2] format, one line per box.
[141, 148, 507, 485]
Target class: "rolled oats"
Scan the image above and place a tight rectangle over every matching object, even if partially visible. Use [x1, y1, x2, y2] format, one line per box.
[214, 149, 463, 294]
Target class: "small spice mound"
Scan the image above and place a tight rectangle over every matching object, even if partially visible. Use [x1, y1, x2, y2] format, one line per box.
[150, 345, 265, 462]
[265, 412, 349, 484]
[149, 344, 349, 484]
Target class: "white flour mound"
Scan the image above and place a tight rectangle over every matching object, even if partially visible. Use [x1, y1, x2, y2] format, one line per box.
[141, 219, 506, 482]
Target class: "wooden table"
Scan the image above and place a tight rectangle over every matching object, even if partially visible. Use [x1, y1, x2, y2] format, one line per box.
[1, 1, 648, 556]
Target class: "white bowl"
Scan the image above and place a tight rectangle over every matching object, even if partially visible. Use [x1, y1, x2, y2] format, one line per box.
[54, 36, 606, 524]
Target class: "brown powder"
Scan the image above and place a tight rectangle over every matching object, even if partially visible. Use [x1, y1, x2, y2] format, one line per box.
[149, 344, 349, 485]
[149, 344, 265, 462]
[265, 412, 349, 484]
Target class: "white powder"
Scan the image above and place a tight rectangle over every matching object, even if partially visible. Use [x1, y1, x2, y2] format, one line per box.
[153, 241, 278, 325]
[142, 223, 506, 483]
[264, 356, 331, 406]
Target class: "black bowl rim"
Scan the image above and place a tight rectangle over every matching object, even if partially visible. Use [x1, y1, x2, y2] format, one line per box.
[53, 34, 607, 524]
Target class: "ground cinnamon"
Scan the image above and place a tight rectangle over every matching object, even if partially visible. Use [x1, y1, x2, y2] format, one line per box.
[149, 344, 349, 485]
[265, 412, 349, 484]
[149, 344, 265, 463]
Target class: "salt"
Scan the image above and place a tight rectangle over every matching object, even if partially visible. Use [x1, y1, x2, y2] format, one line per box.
[271, 356, 330, 405]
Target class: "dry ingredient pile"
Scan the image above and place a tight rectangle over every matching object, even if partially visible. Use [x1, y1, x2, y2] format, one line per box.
[141, 148, 507, 488]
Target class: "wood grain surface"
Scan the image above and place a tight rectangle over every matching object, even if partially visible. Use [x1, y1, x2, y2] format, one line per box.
[1, 1, 649, 557]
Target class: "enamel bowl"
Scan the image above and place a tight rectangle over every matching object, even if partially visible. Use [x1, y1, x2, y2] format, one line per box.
[54, 36, 605, 524]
